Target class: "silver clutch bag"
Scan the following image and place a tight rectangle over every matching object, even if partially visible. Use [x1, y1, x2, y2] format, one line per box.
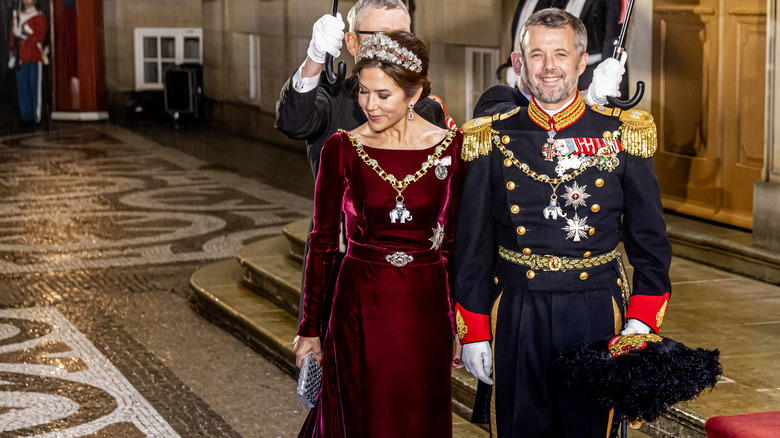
[296, 354, 322, 410]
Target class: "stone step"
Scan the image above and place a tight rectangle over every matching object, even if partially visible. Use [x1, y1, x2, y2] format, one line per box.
[665, 214, 780, 285]
[189, 258, 488, 437]
[238, 236, 302, 318]
[282, 218, 308, 263]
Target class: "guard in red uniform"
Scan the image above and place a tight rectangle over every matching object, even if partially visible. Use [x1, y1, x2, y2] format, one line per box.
[7, 0, 47, 123]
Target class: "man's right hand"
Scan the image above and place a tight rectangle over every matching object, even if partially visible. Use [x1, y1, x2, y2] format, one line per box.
[7, 55, 16, 70]
[307, 13, 345, 65]
[462, 340, 494, 385]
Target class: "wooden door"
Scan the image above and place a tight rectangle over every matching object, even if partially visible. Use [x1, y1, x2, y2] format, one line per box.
[652, 0, 766, 229]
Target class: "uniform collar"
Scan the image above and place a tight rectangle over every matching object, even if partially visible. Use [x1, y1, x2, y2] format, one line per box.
[528, 92, 586, 132]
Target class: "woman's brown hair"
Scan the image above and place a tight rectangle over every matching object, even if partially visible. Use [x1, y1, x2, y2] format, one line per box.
[353, 30, 431, 101]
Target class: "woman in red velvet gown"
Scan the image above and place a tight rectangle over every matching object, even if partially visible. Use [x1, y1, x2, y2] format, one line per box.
[293, 30, 465, 437]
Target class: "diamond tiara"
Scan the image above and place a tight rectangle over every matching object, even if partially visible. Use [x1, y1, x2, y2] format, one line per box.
[358, 33, 423, 74]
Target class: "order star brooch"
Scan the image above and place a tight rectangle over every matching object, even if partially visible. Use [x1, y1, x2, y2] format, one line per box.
[429, 223, 444, 250]
[562, 213, 590, 242]
[562, 182, 590, 210]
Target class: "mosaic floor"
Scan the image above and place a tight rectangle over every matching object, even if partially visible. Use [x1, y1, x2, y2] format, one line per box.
[0, 126, 314, 437]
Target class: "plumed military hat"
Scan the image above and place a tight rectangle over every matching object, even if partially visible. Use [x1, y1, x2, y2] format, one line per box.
[553, 334, 722, 423]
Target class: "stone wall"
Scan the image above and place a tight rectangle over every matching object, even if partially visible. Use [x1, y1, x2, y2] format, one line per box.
[103, 0, 201, 116]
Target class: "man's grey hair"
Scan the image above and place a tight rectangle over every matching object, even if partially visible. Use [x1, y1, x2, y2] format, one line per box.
[516, 8, 587, 58]
[347, 0, 411, 32]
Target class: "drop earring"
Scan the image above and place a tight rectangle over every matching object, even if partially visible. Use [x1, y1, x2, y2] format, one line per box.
[408, 102, 415, 121]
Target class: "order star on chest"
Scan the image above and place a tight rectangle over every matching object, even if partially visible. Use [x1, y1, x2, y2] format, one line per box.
[562, 213, 591, 242]
[429, 223, 444, 250]
[561, 182, 590, 210]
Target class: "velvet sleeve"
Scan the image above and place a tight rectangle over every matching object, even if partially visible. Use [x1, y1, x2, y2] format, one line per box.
[297, 133, 346, 337]
[621, 154, 673, 332]
[442, 133, 467, 294]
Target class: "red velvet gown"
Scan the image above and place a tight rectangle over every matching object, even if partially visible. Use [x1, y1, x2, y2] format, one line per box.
[297, 128, 465, 437]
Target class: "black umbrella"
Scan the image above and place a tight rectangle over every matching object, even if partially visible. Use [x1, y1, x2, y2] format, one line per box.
[607, 0, 644, 109]
[323, 0, 346, 85]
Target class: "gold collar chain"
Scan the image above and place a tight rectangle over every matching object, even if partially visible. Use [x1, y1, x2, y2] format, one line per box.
[495, 135, 598, 186]
[340, 128, 457, 198]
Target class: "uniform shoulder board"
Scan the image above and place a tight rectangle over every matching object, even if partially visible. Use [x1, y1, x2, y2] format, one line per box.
[591, 104, 658, 158]
[498, 106, 522, 121]
[460, 106, 521, 162]
[461, 116, 495, 162]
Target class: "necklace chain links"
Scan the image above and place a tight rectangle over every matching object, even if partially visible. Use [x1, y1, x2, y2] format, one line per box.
[340, 128, 457, 198]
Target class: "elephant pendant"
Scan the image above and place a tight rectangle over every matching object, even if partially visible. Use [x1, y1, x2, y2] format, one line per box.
[542, 198, 567, 220]
[389, 202, 412, 224]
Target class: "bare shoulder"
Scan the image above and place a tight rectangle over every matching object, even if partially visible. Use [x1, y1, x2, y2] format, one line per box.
[414, 119, 449, 145]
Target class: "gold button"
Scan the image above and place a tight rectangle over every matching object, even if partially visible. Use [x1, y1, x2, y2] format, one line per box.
[588, 227, 595, 236]
[579, 272, 589, 280]
[603, 131, 612, 139]
[504, 158, 513, 167]
[591, 204, 600, 213]
[526, 270, 535, 279]
[595, 178, 604, 187]
[523, 248, 532, 255]
[502, 135, 511, 144]
[511, 205, 520, 214]
[583, 251, 591, 258]
[494, 276, 499, 285]
[506, 181, 516, 190]
[517, 226, 526, 235]
[617, 278, 623, 287]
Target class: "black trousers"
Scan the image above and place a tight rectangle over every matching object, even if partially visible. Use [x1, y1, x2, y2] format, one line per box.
[490, 259, 624, 437]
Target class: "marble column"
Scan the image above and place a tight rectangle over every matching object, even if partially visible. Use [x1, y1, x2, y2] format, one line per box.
[753, 0, 780, 250]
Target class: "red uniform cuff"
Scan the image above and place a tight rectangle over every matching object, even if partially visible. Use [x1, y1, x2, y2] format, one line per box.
[626, 292, 670, 333]
[455, 303, 491, 344]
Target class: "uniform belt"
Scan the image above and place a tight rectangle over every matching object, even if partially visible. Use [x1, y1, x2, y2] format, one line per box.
[498, 246, 617, 272]
[346, 241, 441, 268]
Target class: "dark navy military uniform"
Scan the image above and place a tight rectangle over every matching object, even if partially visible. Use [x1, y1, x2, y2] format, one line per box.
[453, 94, 672, 437]
[473, 84, 530, 119]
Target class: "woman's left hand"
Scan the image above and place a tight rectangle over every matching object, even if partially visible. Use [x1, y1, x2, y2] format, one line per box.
[293, 335, 323, 368]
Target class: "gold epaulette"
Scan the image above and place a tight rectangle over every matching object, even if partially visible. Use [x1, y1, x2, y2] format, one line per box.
[460, 107, 522, 162]
[591, 105, 658, 158]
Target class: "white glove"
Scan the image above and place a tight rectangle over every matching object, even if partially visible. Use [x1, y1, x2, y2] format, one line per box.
[585, 55, 626, 106]
[506, 67, 518, 88]
[7, 55, 16, 70]
[462, 341, 494, 385]
[11, 11, 23, 38]
[621, 318, 652, 335]
[307, 13, 345, 65]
